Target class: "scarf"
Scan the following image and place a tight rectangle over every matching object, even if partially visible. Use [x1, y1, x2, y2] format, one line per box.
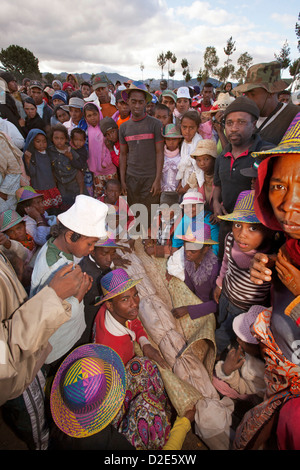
[285, 237, 300, 268]
[19, 233, 36, 251]
[0, 131, 22, 178]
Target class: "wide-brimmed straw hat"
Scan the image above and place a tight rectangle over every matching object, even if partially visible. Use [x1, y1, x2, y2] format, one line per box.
[252, 113, 300, 160]
[233, 61, 291, 95]
[50, 344, 126, 438]
[218, 190, 260, 223]
[58, 195, 108, 238]
[121, 81, 153, 104]
[209, 93, 235, 114]
[95, 268, 142, 305]
[0, 210, 24, 232]
[190, 139, 218, 159]
[176, 223, 219, 245]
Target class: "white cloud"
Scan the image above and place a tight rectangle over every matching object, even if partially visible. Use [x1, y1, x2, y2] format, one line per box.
[0, 0, 298, 81]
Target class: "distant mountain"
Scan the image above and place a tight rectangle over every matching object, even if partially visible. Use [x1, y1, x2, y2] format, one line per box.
[42, 71, 224, 90]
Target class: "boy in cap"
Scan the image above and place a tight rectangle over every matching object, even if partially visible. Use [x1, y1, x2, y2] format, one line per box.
[92, 74, 117, 118]
[112, 88, 131, 128]
[29, 80, 53, 130]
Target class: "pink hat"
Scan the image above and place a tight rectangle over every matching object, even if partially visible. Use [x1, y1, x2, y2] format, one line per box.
[232, 305, 265, 344]
[180, 191, 204, 207]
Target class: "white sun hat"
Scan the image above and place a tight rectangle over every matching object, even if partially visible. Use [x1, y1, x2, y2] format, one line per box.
[58, 195, 108, 238]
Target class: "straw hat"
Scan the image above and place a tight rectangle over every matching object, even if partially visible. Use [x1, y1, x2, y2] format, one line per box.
[50, 344, 126, 438]
[0, 210, 24, 232]
[95, 268, 142, 305]
[218, 190, 260, 223]
[190, 139, 218, 159]
[209, 93, 235, 114]
[232, 305, 265, 344]
[252, 113, 300, 160]
[176, 224, 219, 245]
[57, 195, 108, 238]
[121, 81, 153, 104]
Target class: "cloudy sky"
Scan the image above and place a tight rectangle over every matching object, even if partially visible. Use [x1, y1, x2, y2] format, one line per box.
[0, 0, 299, 81]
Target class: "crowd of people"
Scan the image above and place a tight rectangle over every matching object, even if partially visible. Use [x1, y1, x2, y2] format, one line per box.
[0, 60, 300, 451]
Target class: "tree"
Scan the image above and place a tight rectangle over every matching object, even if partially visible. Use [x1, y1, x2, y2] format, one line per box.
[44, 72, 55, 84]
[165, 51, 177, 86]
[274, 40, 291, 69]
[181, 58, 191, 83]
[296, 12, 300, 52]
[196, 67, 207, 86]
[140, 63, 145, 82]
[203, 46, 219, 80]
[223, 36, 236, 68]
[0, 45, 41, 81]
[157, 52, 167, 79]
[232, 52, 253, 83]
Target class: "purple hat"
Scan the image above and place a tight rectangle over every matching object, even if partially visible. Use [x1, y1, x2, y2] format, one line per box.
[176, 223, 219, 245]
[95, 268, 142, 305]
[16, 186, 43, 204]
[232, 305, 265, 344]
[94, 236, 125, 249]
[0, 210, 24, 232]
[218, 190, 260, 223]
[50, 344, 126, 438]
[121, 81, 153, 104]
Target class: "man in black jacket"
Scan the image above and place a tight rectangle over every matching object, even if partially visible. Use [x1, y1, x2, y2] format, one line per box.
[212, 96, 273, 258]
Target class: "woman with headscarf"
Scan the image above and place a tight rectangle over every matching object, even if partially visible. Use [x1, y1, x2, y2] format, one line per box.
[233, 115, 300, 450]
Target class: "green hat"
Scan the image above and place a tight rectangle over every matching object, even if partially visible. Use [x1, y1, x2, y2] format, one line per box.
[161, 89, 177, 103]
[234, 61, 291, 94]
[162, 123, 183, 138]
[0, 210, 24, 232]
[92, 74, 110, 90]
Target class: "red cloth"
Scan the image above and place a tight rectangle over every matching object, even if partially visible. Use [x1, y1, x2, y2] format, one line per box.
[94, 304, 148, 365]
[277, 397, 300, 450]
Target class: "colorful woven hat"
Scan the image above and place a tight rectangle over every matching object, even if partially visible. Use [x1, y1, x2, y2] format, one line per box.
[0, 210, 24, 232]
[94, 236, 125, 249]
[95, 268, 142, 305]
[233, 305, 265, 344]
[252, 114, 300, 160]
[15, 186, 43, 203]
[218, 190, 260, 223]
[176, 223, 218, 245]
[162, 123, 183, 139]
[50, 344, 126, 438]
